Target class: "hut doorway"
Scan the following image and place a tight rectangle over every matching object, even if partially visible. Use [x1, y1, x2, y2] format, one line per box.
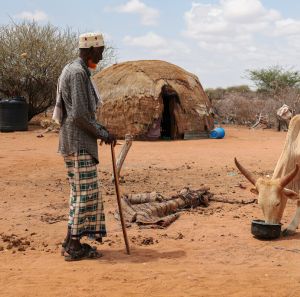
[161, 86, 181, 140]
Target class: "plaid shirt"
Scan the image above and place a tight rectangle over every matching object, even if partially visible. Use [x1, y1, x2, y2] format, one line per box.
[58, 58, 108, 162]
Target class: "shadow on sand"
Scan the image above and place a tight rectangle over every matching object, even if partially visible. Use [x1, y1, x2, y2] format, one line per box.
[98, 247, 186, 263]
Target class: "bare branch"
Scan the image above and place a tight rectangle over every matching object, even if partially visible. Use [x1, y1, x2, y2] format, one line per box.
[0, 21, 117, 120]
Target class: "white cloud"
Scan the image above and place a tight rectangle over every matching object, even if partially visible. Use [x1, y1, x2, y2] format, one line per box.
[118, 0, 300, 88]
[274, 19, 300, 36]
[183, 0, 288, 53]
[222, 0, 266, 22]
[184, 1, 274, 37]
[123, 32, 190, 57]
[178, 0, 300, 87]
[185, 3, 228, 37]
[124, 32, 166, 48]
[115, 0, 159, 26]
[15, 10, 48, 22]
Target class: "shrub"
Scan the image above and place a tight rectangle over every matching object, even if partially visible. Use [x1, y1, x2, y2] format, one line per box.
[210, 80, 300, 128]
[213, 95, 280, 126]
[0, 21, 117, 121]
[205, 87, 226, 101]
[246, 66, 300, 94]
[225, 85, 251, 93]
[0, 21, 78, 120]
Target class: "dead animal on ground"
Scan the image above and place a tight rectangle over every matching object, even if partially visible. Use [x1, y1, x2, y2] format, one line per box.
[114, 187, 213, 228]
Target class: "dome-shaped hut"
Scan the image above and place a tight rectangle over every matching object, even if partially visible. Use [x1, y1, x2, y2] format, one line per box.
[94, 60, 214, 140]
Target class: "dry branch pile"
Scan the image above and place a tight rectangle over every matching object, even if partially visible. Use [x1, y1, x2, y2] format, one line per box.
[212, 88, 300, 127]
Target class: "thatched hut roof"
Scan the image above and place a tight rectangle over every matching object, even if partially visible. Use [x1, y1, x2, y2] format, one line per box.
[94, 60, 213, 139]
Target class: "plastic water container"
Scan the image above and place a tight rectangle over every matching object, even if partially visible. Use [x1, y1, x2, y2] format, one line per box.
[0, 97, 28, 132]
[209, 127, 225, 139]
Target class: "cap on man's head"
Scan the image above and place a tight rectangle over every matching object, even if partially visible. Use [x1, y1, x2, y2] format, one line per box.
[79, 32, 104, 49]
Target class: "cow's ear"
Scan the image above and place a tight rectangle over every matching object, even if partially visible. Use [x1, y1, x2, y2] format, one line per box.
[283, 188, 299, 200]
[250, 188, 259, 195]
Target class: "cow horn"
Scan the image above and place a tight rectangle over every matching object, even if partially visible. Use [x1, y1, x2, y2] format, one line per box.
[234, 158, 257, 186]
[280, 164, 299, 188]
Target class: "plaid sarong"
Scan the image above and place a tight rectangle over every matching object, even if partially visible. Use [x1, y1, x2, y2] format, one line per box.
[64, 149, 106, 239]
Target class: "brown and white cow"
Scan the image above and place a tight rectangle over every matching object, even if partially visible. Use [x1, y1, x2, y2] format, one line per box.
[235, 115, 300, 235]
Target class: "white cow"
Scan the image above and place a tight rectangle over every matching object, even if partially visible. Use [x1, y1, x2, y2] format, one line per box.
[235, 115, 300, 235]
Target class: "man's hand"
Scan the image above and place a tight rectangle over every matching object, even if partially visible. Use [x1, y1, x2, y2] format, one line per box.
[100, 133, 117, 146]
[106, 133, 117, 145]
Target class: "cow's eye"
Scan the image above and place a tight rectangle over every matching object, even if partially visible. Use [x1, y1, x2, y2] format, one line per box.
[275, 202, 280, 207]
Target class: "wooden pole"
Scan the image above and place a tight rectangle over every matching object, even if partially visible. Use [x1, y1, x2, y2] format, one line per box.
[111, 143, 131, 255]
[111, 134, 133, 182]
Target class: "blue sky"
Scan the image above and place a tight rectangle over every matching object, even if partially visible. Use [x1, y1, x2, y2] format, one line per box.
[1, 0, 300, 88]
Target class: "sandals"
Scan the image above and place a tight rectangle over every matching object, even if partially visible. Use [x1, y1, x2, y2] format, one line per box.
[61, 241, 68, 256]
[64, 244, 102, 261]
[81, 243, 97, 252]
[61, 242, 97, 256]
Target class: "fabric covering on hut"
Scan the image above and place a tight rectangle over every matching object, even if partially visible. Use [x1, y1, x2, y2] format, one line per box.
[94, 60, 214, 140]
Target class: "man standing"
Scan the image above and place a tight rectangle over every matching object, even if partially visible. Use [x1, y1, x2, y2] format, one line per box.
[53, 32, 115, 261]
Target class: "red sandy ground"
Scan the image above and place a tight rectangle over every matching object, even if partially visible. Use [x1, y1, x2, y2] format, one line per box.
[1, 125, 300, 297]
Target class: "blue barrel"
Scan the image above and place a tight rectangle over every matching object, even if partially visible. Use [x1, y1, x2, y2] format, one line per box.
[0, 97, 28, 132]
[209, 127, 225, 139]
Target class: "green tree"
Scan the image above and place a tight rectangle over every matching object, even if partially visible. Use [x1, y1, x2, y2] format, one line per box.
[246, 66, 300, 94]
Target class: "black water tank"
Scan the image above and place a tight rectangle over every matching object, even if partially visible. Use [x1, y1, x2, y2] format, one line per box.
[0, 97, 28, 132]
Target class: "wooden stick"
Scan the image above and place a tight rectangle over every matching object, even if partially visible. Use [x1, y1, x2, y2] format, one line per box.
[111, 143, 131, 255]
[112, 134, 133, 182]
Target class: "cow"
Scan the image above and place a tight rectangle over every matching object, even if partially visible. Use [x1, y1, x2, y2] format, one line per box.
[235, 115, 300, 235]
